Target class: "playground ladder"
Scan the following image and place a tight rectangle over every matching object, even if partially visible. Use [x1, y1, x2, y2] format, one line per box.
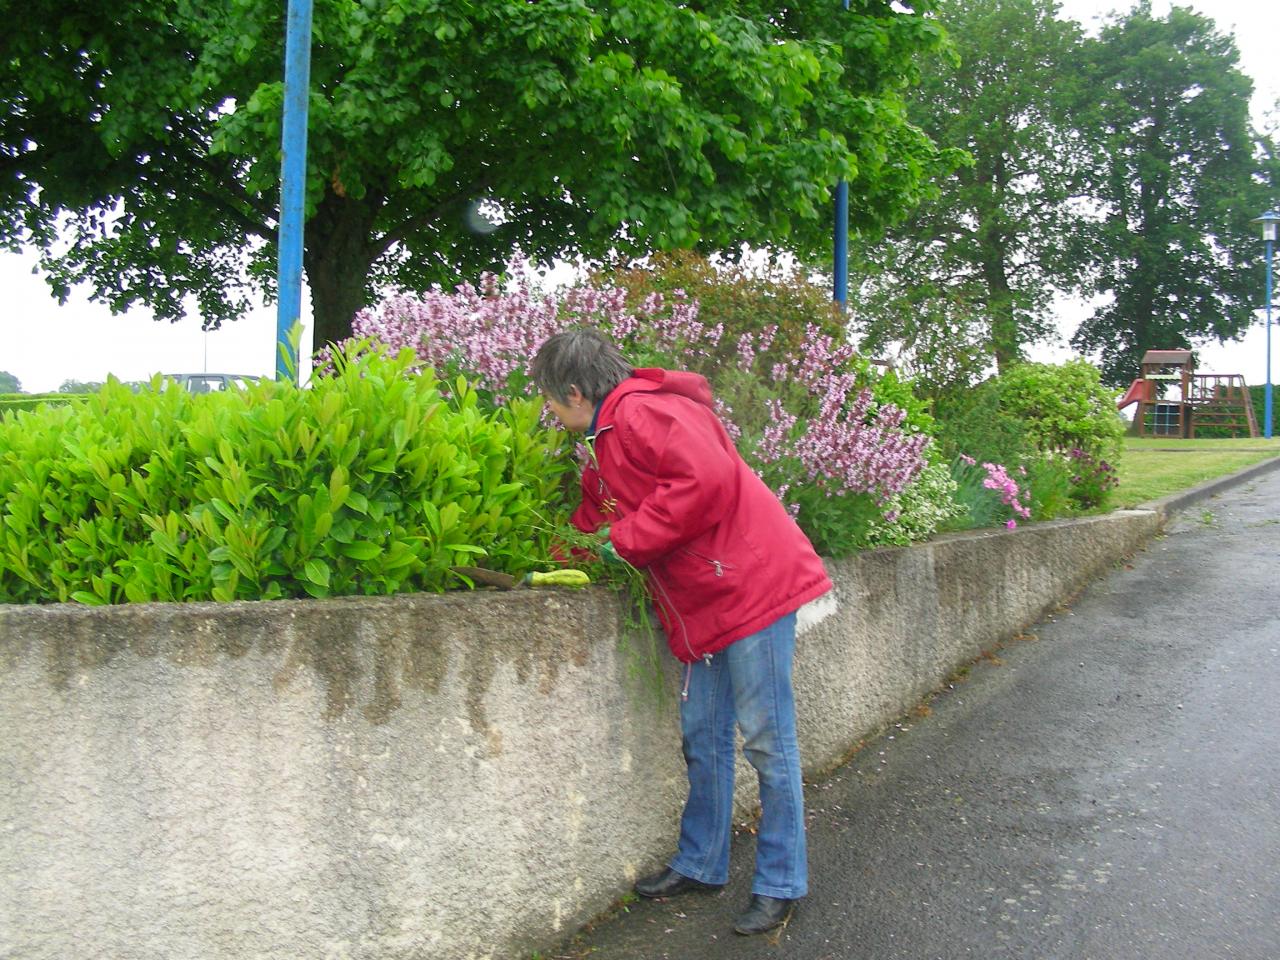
[1186, 374, 1257, 438]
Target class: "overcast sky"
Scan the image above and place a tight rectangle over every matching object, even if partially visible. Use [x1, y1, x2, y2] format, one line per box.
[2, 0, 1278, 394]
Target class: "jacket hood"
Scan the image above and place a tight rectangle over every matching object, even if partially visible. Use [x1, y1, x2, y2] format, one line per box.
[598, 368, 714, 422]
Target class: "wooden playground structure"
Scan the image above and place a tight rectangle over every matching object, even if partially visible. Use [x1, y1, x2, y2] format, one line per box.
[1116, 349, 1258, 438]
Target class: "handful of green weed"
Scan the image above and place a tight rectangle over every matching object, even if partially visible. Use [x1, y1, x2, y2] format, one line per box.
[538, 518, 668, 708]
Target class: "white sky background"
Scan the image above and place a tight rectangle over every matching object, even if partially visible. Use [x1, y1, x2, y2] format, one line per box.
[1, 0, 1278, 393]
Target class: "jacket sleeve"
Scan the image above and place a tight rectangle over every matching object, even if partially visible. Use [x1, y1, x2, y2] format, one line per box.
[570, 495, 607, 535]
[607, 395, 736, 568]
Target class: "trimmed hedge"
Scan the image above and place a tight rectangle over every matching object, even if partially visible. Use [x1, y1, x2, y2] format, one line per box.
[0, 393, 88, 418]
[0, 347, 571, 604]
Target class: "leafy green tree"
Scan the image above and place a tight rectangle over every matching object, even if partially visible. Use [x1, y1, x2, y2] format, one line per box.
[2, 0, 946, 351]
[851, 0, 1086, 378]
[57, 379, 105, 393]
[0, 371, 21, 393]
[1069, 3, 1275, 385]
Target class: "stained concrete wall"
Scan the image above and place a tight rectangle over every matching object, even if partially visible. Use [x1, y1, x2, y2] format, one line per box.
[0, 509, 1161, 960]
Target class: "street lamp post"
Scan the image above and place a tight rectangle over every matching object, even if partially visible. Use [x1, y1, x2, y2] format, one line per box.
[276, 0, 314, 384]
[1254, 210, 1279, 439]
[833, 0, 850, 312]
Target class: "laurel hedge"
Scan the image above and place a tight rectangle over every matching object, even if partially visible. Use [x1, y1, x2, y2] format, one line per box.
[0, 393, 86, 419]
[0, 346, 572, 605]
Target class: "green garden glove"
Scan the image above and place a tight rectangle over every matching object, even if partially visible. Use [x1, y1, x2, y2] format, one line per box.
[599, 539, 625, 566]
[596, 526, 625, 566]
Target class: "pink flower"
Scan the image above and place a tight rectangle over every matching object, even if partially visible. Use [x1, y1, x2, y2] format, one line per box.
[980, 462, 1032, 520]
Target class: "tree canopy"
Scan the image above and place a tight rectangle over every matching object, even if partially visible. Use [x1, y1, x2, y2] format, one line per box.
[0, 371, 21, 393]
[851, 0, 1085, 384]
[57, 378, 105, 393]
[1069, 3, 1274, 384]
[848, 0, 1276, 390]
[2, 0, 947, 349]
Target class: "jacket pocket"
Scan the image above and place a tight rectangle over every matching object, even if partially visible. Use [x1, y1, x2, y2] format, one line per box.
[678, 546, 737, 580]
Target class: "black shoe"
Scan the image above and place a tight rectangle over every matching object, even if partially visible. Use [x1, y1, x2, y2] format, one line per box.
[733, 894, 797, 935]
[634, 867, 722, 899]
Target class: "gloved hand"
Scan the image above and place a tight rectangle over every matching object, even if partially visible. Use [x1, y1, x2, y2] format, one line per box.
[599, 539, 625, 567]
[596, 526, 625, 567]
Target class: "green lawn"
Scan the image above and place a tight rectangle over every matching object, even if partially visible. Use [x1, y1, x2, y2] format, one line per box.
[1112, 436, 1280, 508]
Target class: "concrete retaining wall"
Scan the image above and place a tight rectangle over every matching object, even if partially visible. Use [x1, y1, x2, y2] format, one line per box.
[0, 509, 1161, 960]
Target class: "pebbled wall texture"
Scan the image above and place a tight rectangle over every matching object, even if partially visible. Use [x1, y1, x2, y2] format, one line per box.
[0, 509, 1161, 960]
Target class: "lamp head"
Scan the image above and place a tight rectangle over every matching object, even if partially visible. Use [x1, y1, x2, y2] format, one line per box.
[1254, 209, 1280, 242]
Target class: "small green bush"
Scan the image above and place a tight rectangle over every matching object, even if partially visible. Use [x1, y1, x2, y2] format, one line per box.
[1022, 455, 1074, 520]
[996, 360, 1124, 459]
[931, 362, 1125, 520]
[863, 458, 965, 546]
[932, 379, 1035, 466]
[0, 347, 572, 605]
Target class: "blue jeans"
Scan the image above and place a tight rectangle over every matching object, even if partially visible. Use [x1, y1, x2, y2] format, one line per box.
[668, 613, 808, 899]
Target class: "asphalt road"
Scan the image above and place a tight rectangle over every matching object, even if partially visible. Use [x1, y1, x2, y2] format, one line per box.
[550, 469, 1280, 960]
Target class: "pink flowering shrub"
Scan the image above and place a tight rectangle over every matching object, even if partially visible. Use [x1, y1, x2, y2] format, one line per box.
[981, 461, 1033, 528]
[736, 324, 932, 553]
[324, 263, 941, 556]
[314, 269, 564, 402]
[950, 454, 1034, 530]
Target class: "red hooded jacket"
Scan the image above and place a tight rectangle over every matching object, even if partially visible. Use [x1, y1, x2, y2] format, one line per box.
[571, 368, 832, 663]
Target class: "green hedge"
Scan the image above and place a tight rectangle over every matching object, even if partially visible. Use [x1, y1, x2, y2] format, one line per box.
[1249, 384, 1276, 436]
[0, 393, 89, 418]
[0, 348, 572, 604]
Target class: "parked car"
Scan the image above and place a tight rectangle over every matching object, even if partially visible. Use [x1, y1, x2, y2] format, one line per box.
[158, 373, 263, 394]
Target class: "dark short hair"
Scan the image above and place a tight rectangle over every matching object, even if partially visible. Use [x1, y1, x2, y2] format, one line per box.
[531, 328, 634, 405]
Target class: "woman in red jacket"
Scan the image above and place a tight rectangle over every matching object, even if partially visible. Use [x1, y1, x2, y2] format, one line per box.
[532, 329, 832, 936]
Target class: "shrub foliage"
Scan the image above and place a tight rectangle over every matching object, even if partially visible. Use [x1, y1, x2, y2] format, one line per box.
[339, 258, 943, 556]
[996, 360, 1124, 458]
[0, 346, 570, 604]
[1, 264, 1135, 607]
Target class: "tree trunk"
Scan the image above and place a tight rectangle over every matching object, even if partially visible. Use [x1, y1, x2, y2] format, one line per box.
[303, 191, 383, 358]
[973, 167, 1021, 374]
[981, 241, 1020, 374]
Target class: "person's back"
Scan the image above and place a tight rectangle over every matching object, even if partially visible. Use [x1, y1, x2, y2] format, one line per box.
[533, 328, 830, 936]
[570, 367, 829, 664]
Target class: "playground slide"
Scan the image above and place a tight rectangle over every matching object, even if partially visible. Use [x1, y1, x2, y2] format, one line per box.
[1117, 378, 1151, 410]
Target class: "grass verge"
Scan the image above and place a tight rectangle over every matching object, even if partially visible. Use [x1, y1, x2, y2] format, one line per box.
[1113, 436, 1280, 508]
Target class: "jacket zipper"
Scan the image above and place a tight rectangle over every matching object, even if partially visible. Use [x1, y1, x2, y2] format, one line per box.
[646, 565, 700, 667]
[681, 546, 733, 578]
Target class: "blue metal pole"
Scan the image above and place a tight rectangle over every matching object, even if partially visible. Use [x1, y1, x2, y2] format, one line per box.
[833, 0, 850, 311]
[276, 0, 314, 383]
[1266, 236, 1274, 439]
[834, 181, 848, 309]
